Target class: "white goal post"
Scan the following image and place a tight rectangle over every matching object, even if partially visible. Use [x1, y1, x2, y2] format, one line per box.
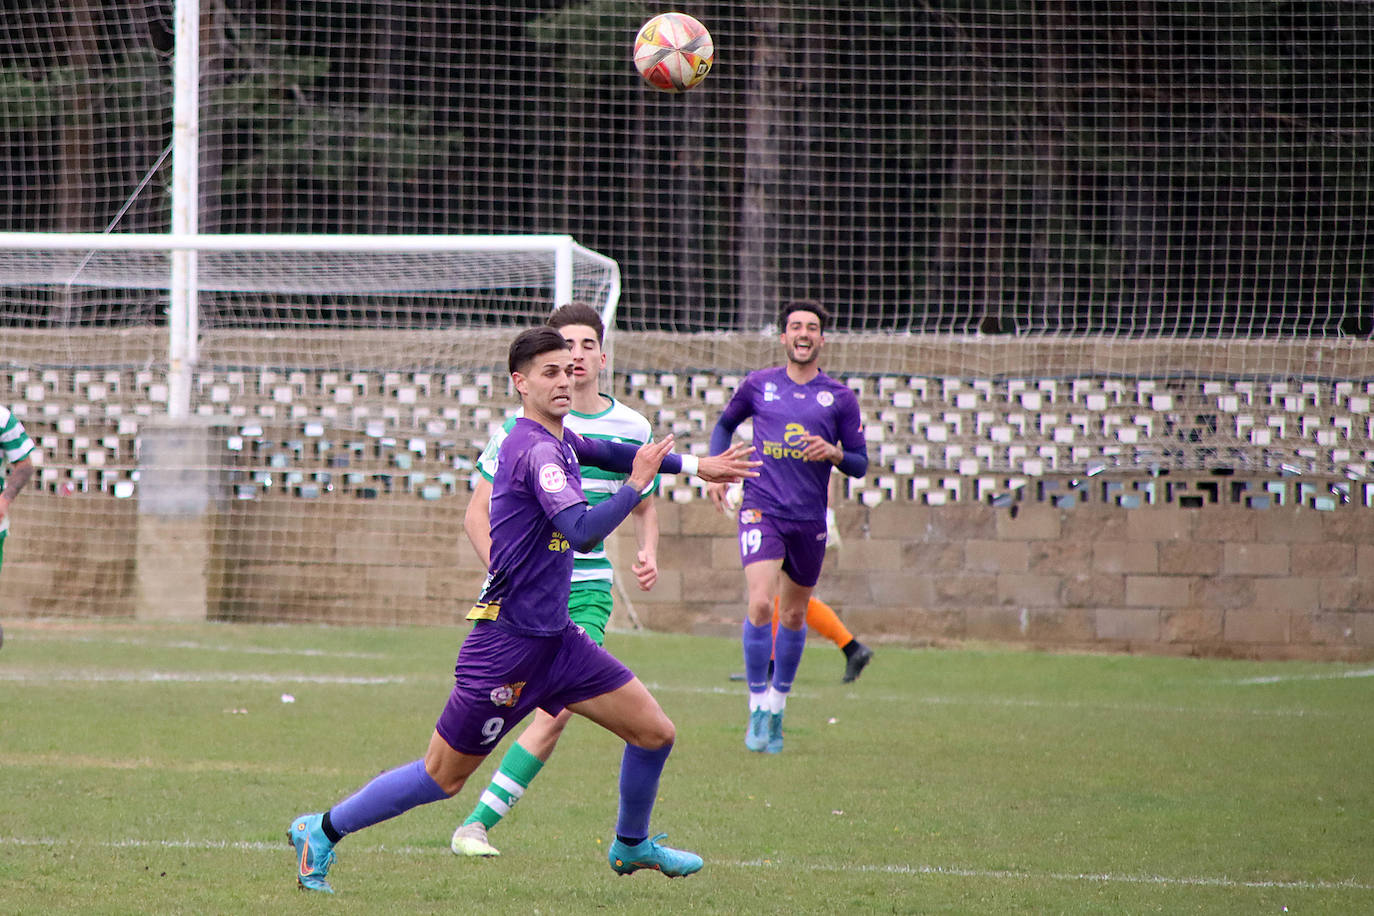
[0, 232, 621, 418]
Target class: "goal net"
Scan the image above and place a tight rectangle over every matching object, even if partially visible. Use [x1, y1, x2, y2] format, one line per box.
[0, 233, 618, 622]
[4, 4, 1374, 622]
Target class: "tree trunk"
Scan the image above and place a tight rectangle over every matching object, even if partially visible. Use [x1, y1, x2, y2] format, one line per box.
[738, 4, 783, 331]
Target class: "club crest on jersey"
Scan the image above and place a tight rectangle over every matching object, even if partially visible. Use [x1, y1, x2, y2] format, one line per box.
[490, 681, 527, 707]
[739, 509, 762, 524]
[538, 462, 567, 493]
[763, 381, 779, 402]
[817, 390, 834, 407]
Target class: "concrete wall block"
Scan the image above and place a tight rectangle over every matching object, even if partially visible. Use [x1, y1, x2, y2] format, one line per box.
[933, 575, 998, 606]
[1192, 508, 1256, 542]
[997, 574, 1061, 607]
[902, 541, 966, 574]
[867, 503, 930, 539]
[1253, 508, 1325, 544]
[1223, 609, 1289, 644]
[869, 573, 936, 608]
[1223, 543, 1290, 576]
[1259, 577, 1322, 612]
[1289, 543, 1355, 577]
[1158, 541, 1222, 576]
[1028, 539, 1092, 576]
[1125, 575, 1193, 608]
[927, 505, 999, 541]
[965, 539, 1029, 573]
[1125, 509, 1191, 543]
[1093, 540, 1159, 574]
[995, 505, 1060, 541]
[1191, 576, 1256, 611]
[834, 538, 904, 571]
[1094, 607, 1161, 641]
[1058, 508, 1127, 542]
[1062, 572, 1125, 609]
[1162, 607, 1224, 643]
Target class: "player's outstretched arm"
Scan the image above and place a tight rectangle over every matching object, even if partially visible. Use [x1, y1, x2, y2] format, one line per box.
[694, 443, 760, 483]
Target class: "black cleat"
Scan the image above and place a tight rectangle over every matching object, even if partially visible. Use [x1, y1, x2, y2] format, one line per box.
[842, 644, 873, 683]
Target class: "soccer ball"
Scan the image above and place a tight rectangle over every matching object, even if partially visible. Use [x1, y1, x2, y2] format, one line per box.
[633, 12, 714, 93]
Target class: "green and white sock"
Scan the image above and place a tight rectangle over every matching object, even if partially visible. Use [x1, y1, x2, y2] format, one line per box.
[463, 742, 544, 830]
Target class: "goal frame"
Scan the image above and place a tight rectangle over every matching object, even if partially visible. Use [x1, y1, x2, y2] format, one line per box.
[0, 232, 621, 418]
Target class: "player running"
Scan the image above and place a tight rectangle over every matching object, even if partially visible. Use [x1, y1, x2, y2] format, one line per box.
[707, 301, 868, 753]
[287, 325, 757, 893]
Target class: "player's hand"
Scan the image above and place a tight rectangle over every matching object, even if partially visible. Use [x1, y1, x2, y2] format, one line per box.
[0, 494, 11, 523]
[628, 436, 674, 491]
[706, 481, 729, 514]
[695, 443, 761, 483]
[799, 434, 841, 463]
[633, 549, 658, 591]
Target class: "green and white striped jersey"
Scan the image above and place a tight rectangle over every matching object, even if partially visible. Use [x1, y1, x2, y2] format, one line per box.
[475, 397, 656, 592]
[0, 405, 36, 535]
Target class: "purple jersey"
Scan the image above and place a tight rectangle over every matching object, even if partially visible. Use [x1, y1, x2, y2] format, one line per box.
[469, 418, 589, 637]
[718, 366, 866, 522]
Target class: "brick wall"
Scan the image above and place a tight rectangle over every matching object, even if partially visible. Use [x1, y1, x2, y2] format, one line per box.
[614, 501, 1374, 662]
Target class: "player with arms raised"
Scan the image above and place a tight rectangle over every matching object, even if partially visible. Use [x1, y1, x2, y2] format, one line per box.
[707, 301, 868, 753]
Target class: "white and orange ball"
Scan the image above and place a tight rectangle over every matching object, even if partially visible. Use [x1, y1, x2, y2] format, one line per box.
[633, 12, 714, 93]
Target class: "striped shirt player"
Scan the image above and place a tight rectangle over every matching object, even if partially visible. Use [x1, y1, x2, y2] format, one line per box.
[0, 404, 38, 574]
[473, 400, 657, 644]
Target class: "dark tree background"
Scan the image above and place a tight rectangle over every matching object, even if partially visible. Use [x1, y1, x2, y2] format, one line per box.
[2, 1, 1372, 334]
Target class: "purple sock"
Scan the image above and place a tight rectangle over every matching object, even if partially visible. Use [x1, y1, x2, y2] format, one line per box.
[327, 759, 450, 837]
[616, 743, 672, 840]
[742, 619, 774, 693]
[772, 624, 807, 693]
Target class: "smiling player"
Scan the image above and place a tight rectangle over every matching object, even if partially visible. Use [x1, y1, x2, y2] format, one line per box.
[707, 301, 869, 754]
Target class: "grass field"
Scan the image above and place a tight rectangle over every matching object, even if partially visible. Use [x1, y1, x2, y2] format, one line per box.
[0, 619, 1370, 914]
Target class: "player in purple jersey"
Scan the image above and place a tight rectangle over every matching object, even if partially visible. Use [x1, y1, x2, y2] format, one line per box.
[287, 327, 758, 893]
[706, 301, 869, 754]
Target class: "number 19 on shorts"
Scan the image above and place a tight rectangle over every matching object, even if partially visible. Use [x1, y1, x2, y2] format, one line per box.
[740, 527, 762, 556]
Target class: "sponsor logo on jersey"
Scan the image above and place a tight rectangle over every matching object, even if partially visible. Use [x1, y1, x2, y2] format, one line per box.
[538, 462, 567, 493]
[763, 422, 812, 460]
[489, 681, 527, 707]
[548, 533, 571, 552]
[466, 599, 501, 621]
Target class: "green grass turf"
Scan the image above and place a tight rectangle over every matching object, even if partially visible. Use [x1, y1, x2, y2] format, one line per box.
[0, 620, 1370, 914]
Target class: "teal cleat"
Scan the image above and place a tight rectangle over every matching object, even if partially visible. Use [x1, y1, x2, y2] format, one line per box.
[608, 833, 703, 878]
[745, 708, 769, 752]
[765, 710, 785, 754]
[287, 812, 336, 893]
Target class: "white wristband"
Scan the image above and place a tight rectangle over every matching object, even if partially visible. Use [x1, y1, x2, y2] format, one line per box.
[678, 454, 700, 476]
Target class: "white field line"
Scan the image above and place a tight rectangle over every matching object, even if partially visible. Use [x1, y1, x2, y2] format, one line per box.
[0, 668, 1337, 718]
[10, 632, 388, 660]
[1230, 667, 1374, 685]
[0, 669, 415, 686]
[0, 835, 1368, 893]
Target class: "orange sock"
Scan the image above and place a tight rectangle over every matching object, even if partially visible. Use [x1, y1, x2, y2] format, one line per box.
[771, 595, 853, 650]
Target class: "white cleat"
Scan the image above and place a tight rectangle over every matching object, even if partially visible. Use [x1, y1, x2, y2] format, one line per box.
[451, 821, 500, 857]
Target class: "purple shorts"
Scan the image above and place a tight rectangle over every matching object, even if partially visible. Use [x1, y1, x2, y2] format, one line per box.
[435, 620, 634, 755]
[735, 508, 828, 588]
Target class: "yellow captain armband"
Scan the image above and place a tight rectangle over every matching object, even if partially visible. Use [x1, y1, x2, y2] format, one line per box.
[466, 600, 501, 621]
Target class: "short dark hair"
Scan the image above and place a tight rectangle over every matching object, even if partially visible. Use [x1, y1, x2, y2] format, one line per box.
[508, 326, 572, 375]
[780, 299, 830, 333]
[547, 303, 605, 345]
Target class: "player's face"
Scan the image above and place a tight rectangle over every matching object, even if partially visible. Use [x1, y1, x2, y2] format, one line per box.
[558, 323, 605, 390]
[513, 348, 574, 421]
[782, 310, 825, 366]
